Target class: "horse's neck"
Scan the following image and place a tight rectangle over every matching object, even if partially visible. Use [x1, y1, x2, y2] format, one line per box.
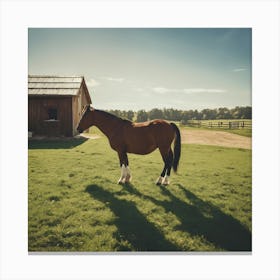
[93, 110, 123, 138]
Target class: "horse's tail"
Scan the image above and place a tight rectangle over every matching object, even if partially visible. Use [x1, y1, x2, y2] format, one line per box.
[170, 123, 181, 173]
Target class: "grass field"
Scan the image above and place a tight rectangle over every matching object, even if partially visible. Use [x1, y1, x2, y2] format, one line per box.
[28, 132, 252, 252]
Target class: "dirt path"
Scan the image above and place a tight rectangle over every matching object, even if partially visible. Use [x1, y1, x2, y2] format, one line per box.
[181, 129, 251, 149]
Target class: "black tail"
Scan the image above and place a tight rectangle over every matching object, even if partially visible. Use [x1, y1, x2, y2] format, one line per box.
[170, 123, 181, 173]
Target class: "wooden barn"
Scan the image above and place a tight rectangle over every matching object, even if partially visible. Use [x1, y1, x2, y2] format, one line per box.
[28, 75, 92, 137]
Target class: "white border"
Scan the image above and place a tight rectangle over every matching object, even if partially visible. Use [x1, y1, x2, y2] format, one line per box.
[1, 0, 279, 279]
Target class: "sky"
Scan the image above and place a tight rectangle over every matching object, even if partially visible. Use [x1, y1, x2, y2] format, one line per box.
[28, 28, 251, 111]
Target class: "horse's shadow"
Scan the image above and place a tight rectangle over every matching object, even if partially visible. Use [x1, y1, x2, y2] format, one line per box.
[121, 183, 251, 251]
[28, 137, 88, 149]
[85, 182, 251, 251]
[85, 184, 179, 251]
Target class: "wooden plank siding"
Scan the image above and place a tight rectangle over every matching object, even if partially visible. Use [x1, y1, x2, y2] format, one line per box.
[28, 96, 73, 137]
[72, 96, 79, 136]
[72, 80, 91, 135]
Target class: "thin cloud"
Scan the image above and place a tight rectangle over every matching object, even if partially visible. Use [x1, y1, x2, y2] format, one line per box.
[152, 87, 227, 94]
[100, 76, 125, 83]
[233, 68, 247, 72]
[134, 87, 145, 92]
[183, 88, 226, 93]
[153, 87, 171, 94]
[86, 78, 100, 87]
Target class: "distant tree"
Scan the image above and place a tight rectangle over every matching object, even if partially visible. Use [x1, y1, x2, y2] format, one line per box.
[181, 111, 190, 124]
[136, 110, 148, 122]
[200, 109, 213, 120]
[126, 110, 135, 121]
[148, 108, 163, 120]
[162, 108, 170, 120]
[172, 109, 182, 121]
[217, 107, 231, 119]
[201, 109, 216, 120]
[241, 106, 252, 119]
[193, 109, 201, 120]
[108, 106, 252, 122]
[161, 108, 182, 121]
[230, 107, 240, 119]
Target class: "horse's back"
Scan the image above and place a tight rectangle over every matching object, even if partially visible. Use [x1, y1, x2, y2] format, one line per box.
[132, 119, 166, 127]
[132, 119, 173, 134]
[123, 119, 175, 154]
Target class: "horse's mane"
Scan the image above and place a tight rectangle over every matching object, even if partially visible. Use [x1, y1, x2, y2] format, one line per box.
[96, 109, 132, 124]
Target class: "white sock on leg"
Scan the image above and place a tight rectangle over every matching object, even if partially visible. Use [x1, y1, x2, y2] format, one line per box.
[118, 164, 127, 184]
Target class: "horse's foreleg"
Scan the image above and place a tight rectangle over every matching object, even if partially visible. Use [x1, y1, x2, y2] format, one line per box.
[117, 151, 131, 184]
[123, 153, 132, 183]
[118, 164, 127, 184]
[125, 165, 132, 183]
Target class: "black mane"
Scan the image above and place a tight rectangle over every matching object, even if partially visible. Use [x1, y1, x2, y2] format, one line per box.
[97, 109, 132, 123]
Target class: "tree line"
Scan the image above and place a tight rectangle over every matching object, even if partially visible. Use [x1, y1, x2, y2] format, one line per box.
[107, 106, 252, 123]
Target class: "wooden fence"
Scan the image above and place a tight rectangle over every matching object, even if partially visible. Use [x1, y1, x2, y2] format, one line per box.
[187, 120, 252, 129]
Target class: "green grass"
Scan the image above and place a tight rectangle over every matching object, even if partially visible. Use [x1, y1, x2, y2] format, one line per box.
[28, 136, 252, 252]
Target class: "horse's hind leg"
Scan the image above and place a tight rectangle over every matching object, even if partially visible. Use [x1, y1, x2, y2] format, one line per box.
[156, 147, 172, 185]
[156, 162, 167, 185]
[162, 150, 173, 185]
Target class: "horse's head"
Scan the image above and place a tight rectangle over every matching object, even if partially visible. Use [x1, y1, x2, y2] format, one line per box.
[77, 104, 94, 133]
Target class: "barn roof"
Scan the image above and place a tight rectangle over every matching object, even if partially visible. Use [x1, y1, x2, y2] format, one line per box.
[28, 75, 87, 97]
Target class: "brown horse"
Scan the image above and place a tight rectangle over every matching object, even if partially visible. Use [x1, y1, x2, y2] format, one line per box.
[77, 105, 181, 185]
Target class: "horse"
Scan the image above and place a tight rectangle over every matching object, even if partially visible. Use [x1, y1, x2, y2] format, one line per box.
[77, 105, 181, 185]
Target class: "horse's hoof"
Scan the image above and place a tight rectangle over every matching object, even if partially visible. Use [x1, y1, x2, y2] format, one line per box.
[125, 175, 132, 183]
[155, 176, 164, 185]
[118, 178, 125, 184]
[162, 176, 170, 185]
[162, 179, 170, 185]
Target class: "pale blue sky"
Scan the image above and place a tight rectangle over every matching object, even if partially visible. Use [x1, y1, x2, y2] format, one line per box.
[28, 28, 251, 110]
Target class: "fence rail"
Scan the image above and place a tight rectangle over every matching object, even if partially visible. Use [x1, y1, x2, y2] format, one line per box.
[187, 120, 252, 129]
